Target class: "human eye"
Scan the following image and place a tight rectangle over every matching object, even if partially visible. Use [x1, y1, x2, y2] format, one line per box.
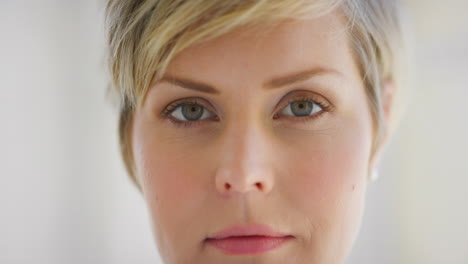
[273, 92, 333, 124]
[161, 98, 218, 128]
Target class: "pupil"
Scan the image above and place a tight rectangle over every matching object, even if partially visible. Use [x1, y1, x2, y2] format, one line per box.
[291, 100, 312, 116]
[182, 104, 203, 120]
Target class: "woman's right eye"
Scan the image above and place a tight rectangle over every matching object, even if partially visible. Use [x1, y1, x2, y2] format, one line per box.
[169, 103, 215, 122]
[161, 98, 217, 127]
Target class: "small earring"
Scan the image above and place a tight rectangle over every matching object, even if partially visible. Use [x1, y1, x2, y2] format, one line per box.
[369, 167, 379, 182]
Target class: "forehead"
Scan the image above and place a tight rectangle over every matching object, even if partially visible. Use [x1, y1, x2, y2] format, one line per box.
[164, 11, 357, 89]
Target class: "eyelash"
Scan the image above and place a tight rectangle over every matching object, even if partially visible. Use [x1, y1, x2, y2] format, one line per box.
[161, 94, 333, 128]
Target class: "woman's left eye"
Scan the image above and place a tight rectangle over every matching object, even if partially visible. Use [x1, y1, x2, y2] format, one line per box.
[277, 99, 324, 118]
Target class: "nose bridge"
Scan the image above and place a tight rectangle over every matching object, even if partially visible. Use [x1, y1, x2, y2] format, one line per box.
[229, 116, 263, 166]
[215, 115, 275, 196]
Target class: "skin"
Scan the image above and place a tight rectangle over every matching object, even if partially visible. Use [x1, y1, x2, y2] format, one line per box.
[131, 10, 391, 264]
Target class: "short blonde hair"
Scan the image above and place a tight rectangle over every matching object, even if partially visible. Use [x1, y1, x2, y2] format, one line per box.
[104, 0, 405, 190]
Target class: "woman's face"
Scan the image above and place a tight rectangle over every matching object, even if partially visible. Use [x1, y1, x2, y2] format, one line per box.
[132, 11, 375, 264]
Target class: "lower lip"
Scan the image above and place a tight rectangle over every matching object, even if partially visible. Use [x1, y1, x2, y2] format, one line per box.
[205, 235, 293, 255]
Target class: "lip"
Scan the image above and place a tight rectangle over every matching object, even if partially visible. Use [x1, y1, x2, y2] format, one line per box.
[205, 223, 294, 255]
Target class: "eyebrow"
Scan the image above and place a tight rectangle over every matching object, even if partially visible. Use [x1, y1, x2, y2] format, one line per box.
[155, 67, 341, 94]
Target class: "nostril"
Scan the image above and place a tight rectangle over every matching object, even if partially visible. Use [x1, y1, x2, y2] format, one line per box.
[256, 182, 263, 191]
[221, 181, 266, 192]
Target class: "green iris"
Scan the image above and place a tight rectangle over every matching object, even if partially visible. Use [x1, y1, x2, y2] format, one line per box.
[291, 100, 313, 116]
[181, 103, 204, 120]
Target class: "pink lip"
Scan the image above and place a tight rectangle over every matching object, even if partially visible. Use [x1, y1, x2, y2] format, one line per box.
[205, 224, 294, 255]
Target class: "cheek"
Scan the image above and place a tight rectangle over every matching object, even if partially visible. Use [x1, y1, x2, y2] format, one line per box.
[279, 114, 371, 200]
[131, 115, 210, 259]
[291, 133, 368, 232]
[296, 136, 368, 198]
[282, 116, 371, 259]
[134, 132, 204, 220]
[132, 109, 204, 203]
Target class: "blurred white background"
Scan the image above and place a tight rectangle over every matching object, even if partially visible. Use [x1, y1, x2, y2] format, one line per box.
[1, 1, 467, 263]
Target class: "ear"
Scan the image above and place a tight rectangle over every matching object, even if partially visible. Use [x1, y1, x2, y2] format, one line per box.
[369, 79, 395, 170]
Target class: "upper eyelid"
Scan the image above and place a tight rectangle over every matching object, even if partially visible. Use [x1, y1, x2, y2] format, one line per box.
[162, 98, 214, 115]
[277, 90, 332, 110]
[285, 93, 328, 105]
[163, 90, 332, 116]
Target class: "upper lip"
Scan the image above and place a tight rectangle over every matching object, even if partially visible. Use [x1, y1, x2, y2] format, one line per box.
[206, 223, 293, 240]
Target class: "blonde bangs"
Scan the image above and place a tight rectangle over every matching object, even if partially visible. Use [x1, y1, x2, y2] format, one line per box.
[106, 0, 344, 111]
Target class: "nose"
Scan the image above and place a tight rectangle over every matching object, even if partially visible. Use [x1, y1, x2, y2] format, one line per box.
[215, 120, 275, 197]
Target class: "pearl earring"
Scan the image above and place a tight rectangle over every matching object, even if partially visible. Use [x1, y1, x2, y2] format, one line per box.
[369, 167, 379, 182]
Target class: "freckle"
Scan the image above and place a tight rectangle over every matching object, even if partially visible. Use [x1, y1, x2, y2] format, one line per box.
[352, 184, 355, 191]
